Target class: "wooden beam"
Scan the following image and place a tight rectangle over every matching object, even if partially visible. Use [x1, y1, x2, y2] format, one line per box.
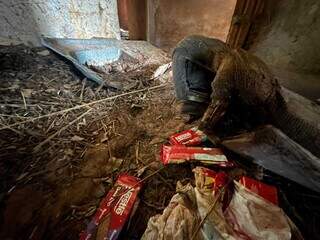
[222, 125, 320, 193]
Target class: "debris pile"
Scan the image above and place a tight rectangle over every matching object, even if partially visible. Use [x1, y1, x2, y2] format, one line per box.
[0, 43, 319, 240]
[0, 43, 176, 239]
[142, 167, 302, 240]
[83, 126, 305, 239]
[0, 43, 164, 192]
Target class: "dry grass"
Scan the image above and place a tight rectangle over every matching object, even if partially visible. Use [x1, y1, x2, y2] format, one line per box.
[0, 44, 166, 190]
[0, 44, 184, 239]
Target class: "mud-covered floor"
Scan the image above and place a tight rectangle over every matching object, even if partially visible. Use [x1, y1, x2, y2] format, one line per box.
[0, 44, 319, 240]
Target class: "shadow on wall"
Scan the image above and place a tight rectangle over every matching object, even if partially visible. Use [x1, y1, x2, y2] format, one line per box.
[245, 0, 320, 100]
[250, 0, 320, 74]
[0, 0, 120, 46]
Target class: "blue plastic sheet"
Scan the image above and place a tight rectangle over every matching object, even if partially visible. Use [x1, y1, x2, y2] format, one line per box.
[41, 38, 123, 88]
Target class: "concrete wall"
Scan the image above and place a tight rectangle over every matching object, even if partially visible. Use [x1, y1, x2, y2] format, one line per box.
[0, 0, 120, 46]
[147, 0, 236, 51]
[250, 0, 320, 74]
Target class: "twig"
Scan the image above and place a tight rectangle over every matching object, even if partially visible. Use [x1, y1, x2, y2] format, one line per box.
[137, 167, 165, 186]
[156, 172, 175, 191]
[80, 78, 86, 102]
[0, 121, 23, 135]
[135, 141, 140, 164]
[0, 114, 29, 119]
[0, 84, 168, 131]
[191, 182, 231, 240]
[33, 109, 92, 152]
[95, 80, 105, 95]
[46, 76, 59, 85]
[20, 91, 27, 110]
[25, 73, 36, 82]
[0, 104, 37, 108]
[112, 167, 165, 199]
[107, 139, 112, 159]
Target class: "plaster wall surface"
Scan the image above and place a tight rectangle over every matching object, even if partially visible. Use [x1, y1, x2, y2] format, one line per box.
[0, 0, 120, 46]
[251, 0, 320, 74]
[148, 0, 236, 51]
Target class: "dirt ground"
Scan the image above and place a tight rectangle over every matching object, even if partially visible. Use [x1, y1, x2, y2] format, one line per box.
[0, 44, 198, 239]
[0, 44, 319, 240]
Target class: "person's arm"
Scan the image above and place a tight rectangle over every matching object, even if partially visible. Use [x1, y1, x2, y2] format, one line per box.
[199, 57, 234, 130]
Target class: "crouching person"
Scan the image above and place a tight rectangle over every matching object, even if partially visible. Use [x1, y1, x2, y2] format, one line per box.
[172, 35, 320, 157]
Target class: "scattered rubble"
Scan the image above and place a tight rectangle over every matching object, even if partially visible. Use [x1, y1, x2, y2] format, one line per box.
[0, 43, 319, 240]
[0, 43, 178, 239]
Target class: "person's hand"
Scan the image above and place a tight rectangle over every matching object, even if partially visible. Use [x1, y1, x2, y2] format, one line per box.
[199, 100, 228, 130]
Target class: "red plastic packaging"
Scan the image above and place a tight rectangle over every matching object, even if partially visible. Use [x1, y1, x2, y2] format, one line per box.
[239, 176, 278, 205]
[80, 174, 142, 240]
[193, 167, 231, 210]
[160, 145, 233, 167]
[194, 167, 229, 191]
[169, 127, 208, 146]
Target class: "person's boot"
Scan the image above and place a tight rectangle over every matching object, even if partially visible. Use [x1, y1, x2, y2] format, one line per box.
[179, 100, 208, 123]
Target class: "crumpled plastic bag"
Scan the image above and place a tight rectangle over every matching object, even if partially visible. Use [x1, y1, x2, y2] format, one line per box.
[223, 181, 291, 240]
[142, 182, 203, 240]
[142, 167, 227, 240]
[142, 167, 302, 240]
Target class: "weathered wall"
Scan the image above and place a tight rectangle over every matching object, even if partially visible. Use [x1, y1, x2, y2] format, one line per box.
[147, 0, 236, 51]
[0, 0, 120, 46]
[250, 0, 320, 74]
[118, 0, 147, 40]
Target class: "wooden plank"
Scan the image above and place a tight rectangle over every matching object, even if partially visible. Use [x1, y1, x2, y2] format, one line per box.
[222, 125, 320, 193]
[227, 0, 265, 48]
[273, 87, 320, 158]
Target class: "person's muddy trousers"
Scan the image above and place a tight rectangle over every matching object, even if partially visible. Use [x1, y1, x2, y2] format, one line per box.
[172, 35, 228, 116]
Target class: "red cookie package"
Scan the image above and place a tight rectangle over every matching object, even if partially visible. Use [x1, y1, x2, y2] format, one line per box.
[160, 145, 233, 167]
[80, 174, 142, 240]
[169, 127, 208, 146]
[239, 176, 278, 205]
